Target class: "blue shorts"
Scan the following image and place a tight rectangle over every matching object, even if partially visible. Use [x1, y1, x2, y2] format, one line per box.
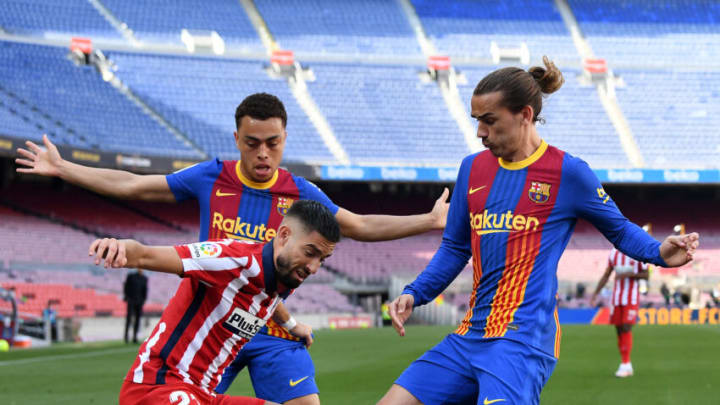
[396, 334, 556, 405]
[215, 333, 318, 403]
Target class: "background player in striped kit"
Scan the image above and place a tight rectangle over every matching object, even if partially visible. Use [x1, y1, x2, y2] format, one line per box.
[590, 246, 651, 377]
[91, 200, 340, 405]
[15, 93, 450, 405]
[379, 57, 699, 405]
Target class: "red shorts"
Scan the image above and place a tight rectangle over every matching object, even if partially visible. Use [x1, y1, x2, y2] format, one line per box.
[119, 381, 265, 405]
[610, 304, 639, 326]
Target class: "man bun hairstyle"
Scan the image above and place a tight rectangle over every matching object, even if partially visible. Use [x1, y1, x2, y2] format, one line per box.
[473, 55, 564, 123]
[286, 200, 340, 243]
[529, 56, 564, 95]
[235, 92, 288, 130]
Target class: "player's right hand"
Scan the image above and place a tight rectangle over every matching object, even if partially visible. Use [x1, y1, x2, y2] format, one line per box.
[89, 238, 128, 269]
[15, 134, 63, 176]
[389, 294, 414, 337]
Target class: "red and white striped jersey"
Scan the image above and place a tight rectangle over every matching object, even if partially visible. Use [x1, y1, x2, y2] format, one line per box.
[124, 239, 289, 393]
[609, 248, 648, 306]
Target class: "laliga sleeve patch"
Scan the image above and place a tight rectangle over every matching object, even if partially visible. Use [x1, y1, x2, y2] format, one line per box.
[189, 242, 222, 259]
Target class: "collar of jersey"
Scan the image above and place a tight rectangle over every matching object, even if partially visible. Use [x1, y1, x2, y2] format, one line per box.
[498, 139, 548, 170]
[235, 161, 279, 190]
[262, 242, 291, 299]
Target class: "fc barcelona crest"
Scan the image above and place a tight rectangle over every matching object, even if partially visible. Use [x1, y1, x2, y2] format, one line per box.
[528, 181, 551, 204]
[277, 197, 294, 216]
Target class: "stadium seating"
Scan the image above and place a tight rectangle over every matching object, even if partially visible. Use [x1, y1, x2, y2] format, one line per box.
[0, 41, 201, 158]
[457, 66, 629, 168]
[108, 52, 336, 164]
[614, 70, 720, 168]
[100, 0, 263, 50]
[255, 0, 421, 56]
[306, 63, 469, 164]
[0, 0, 119, 39]
[570, 0, 720, 66]
[411, 0, 579, 61]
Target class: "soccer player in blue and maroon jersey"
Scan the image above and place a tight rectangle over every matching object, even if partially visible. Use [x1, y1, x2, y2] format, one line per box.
[16, 93, 449, 405]
[378, 57, 700, 405]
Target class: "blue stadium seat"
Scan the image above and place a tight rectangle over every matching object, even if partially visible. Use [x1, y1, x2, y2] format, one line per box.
[615, 69, 720, 168]
[0, 41, 200, 158]
[108, 52, 336, 164]
[306, 63, 469, 164]
[569, 0, 720, 65]
[0, 0, 120, 39]
[101, 0, 263, 50]
[255, 0, 421, 56]
[411, 0, 579, 61]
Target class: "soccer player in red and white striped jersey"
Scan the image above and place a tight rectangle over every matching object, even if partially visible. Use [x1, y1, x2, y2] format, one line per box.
[88, 200, 339, 405]
[591, 247, 650, 378]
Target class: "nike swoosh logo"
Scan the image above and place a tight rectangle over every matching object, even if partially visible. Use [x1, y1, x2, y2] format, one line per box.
[215, 189, 236, 197]
[469, 185, 487, 194]
[483, 398, 506, 405]
[289, 376, 309, 387]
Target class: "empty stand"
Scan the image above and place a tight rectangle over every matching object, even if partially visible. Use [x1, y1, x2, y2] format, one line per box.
[101, 0, 263, 50]
[570, 0, 720, 66]
[412, 0, 578, 61]
[109, 52, 336, 164]
[255, 0, 421, 56]
[0, 41, 201, 158]
[307, 63, 469, 164]
[0, 0, 119, 39]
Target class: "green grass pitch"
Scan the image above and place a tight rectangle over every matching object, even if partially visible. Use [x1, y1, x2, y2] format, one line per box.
[0, 325, 717, 404]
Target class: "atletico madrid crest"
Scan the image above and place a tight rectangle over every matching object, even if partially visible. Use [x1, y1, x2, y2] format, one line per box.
[277, 197, 294, 216]
[528, 181, 551, 204]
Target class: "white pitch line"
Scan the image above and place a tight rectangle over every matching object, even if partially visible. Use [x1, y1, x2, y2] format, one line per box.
[0, 346, 137, 367]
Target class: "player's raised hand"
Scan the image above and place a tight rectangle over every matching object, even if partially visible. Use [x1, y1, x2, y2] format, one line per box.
[15, 134, 64, 176]
[660, 232, 699, 267]
[89, 238, 128, 268]
[289, 322, 314, 348]
[389, 294, 415, 337]
[429, 187, 450, 230]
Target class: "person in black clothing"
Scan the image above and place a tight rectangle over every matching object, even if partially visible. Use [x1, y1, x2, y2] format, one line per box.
[123, 269, 147, 344]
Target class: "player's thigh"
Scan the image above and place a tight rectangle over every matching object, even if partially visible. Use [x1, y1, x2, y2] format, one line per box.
[246, 342, 318, 403]
[376, 384, 423, 405]
[283, 393, 320, 405]
[394, 335, 477, 405]
[471, 341, 556, 405]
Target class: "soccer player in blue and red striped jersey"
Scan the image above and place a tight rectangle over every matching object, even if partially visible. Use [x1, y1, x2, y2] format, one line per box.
[16, 93, 449, 405]
[90, 200, 339, 405]
[378, 57, 700, 405]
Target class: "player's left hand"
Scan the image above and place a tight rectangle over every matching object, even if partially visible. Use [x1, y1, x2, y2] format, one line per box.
[89, 238, 128, 268]
[289, 322, 314, 348]
[429, 187, 450, 229]
[660, 233, 699, 267]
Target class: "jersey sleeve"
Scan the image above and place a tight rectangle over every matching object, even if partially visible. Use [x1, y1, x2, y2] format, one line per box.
[295, 177, 339, 215]
[566, 158, 667, 267]
[402, 155, 474, 307]
[173, 240, 251, 286]
[165, 159, 222, 202]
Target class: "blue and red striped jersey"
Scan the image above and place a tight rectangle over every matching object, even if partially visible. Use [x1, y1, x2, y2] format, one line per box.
[166, 159, 338, 340]
[403, 141, 666, 358]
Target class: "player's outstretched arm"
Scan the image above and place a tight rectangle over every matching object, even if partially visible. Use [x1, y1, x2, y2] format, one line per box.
[16, 134, 175, 202]
[335, 187, 449, 241]
[388, 294, 415, 337]
[89, 238, 182, 275]
[659, 233, 699, 267]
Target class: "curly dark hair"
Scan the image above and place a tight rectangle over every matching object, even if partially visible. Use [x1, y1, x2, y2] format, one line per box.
[234, 93, 288, 129]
